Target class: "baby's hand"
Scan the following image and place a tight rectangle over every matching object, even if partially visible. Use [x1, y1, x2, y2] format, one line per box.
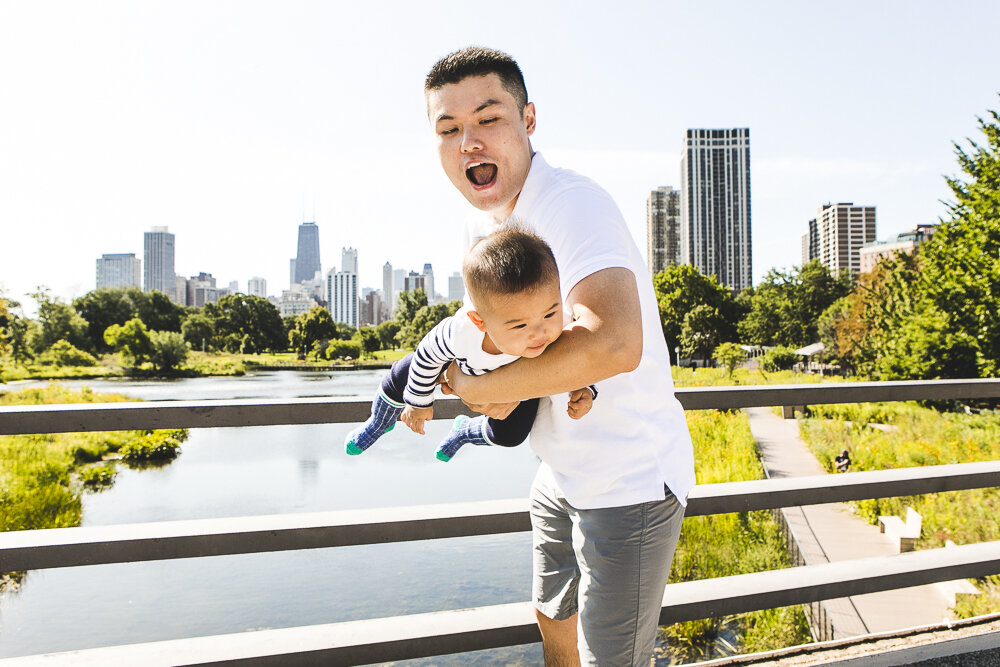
[567, 388, 594, 420]
[401, 405, 433, 435]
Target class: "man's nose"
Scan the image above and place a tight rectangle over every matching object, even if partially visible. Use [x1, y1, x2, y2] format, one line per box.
[460, 127, 482, 153]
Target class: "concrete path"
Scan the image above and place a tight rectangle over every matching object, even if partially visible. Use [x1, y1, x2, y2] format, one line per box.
[745, 407, 958, 638]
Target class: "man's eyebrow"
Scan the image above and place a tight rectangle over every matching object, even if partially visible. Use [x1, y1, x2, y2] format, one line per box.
[434, 99, 502, 123]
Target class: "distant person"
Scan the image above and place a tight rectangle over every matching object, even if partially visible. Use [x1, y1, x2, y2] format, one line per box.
[345, 227, 595, 461]
[835, 449, 851, 473]
[425, 47, 695, 665]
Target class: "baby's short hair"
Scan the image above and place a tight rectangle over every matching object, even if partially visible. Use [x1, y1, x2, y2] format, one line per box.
[463, 227, 559, 303]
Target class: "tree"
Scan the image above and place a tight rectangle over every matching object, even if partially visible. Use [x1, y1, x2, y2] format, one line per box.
[181, 312, 215, 351]
[376, 320, 401, 350]
[0, 294, 31, 363]
[149, 330, 189, 373]
[760, 346, 799, 372]
[38, 340, 97, 367]
[354, 326, 380, 358]
[679, 304, 727, 361]
[395, 289, 428, 330]
[29, 288, 90, 353]
[206, 294, 286, 353]
[738, 261, 853, 348]
[712, 342, 746, 378]
[291, 306, 337, 355]
[104, 317, 153, 368]
[73, 287, 142, 352]
[399, 301, 461, 350]
[327, 339, 362, 361]
[134, 290, 185, 333]
[652, 265, 741, 354]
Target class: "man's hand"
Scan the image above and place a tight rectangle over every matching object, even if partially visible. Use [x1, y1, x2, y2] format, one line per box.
[441, 361, 520, 419]
[401, 405, 434, 435]
[567, 388, 593, 420]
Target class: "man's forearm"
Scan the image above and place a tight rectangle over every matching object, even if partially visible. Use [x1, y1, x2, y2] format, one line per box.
[447, 267, 642, 404]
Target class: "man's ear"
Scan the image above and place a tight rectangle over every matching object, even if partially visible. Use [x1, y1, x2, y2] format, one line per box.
[523, 102, 536, 136]
[466, 310, 488, 332]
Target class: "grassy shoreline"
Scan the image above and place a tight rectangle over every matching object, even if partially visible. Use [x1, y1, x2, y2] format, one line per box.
[0, 385, 188, 593]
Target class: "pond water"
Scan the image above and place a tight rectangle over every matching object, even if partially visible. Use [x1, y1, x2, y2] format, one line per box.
[0, 371, 544, 664]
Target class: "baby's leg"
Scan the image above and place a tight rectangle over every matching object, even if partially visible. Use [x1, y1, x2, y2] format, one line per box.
[435, 399, 539, 462]
[345, 355, 411, 455]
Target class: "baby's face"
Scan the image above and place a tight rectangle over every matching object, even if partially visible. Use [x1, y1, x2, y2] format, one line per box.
[477, 281, 564, 358]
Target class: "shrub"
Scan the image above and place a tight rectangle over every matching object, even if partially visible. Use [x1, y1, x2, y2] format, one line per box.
[760, 346, 799, 372]
[327, 340, 361, 361]
[79, 464, 116, 490]
[119, 430, 186, 464]
[38, 340, 97, 367]
[149, 330, 188, 373]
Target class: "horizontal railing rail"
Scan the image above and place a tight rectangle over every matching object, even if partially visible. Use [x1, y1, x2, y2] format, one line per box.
[2, 378, 998, 435]
[2, 378, 999, 665]
[3, 461, 999, 572]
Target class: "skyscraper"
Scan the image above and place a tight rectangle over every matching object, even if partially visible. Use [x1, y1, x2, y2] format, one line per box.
[809, 203, 876, 274]
[801, 218, 819, 265]
[448, 272, 465, 302]
[646, 186, 681, 276]
[422, 263, 436, 303]
[680, 128, 752, 290]
[144, 226, 177, 299]
[96, 253, 141, 289]
[342, 247, 358, 274]
[292, 222, 321, 285]
[382, 262, 394, 317]
[248, 276, 267, 298]
[327, 269, 358, 328]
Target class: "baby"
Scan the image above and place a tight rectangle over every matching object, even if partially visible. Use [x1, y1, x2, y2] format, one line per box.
[345, 227, 595, 461]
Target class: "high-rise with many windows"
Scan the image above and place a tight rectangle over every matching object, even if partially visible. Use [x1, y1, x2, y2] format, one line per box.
[327, 269, 358, 328]
[680, 128, 752, 290]
[144, 227, 177, 300]
[293, 222, 321, 285]
[804, 203, 876, 274]
[646, 186, 681, 276]
[248, 277, 267, 298]
[96, 253, 141, 289]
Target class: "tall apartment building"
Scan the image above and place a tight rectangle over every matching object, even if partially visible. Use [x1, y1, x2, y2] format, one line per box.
[327, 269, 358, 328]
[448, 272, 465, 302]
[801, 218, 819, 265]
[144, 227, 177, 300]
[247, 277, 267, 298]
[186, 272, 220, 308]
[680, 128, 752, 290]
[404, 271, 425, 294]
[342, 247, 358, 274]
[96, 253, 141, 289]
[292, 222, 321, 285]
[802, 203, 877, 274]
[422, 263, 436, 303]
[382, 262, 394, 317]
[646, 186, 681, 276]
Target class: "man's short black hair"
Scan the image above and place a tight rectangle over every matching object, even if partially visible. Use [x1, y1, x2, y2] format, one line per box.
[463, 226, 558, 305]
[425, 46, 528, 110]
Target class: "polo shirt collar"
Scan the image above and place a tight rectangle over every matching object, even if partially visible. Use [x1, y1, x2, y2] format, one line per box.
[509, 151, 552, 222]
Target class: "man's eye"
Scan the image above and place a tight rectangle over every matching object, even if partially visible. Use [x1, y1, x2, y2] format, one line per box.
[440, 127, 458, 136]
[512, 324, 527, 329]
[480, 117, 498, 125]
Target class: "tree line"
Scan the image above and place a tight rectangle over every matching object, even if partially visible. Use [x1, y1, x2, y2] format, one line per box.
[3, 101, 998, 380]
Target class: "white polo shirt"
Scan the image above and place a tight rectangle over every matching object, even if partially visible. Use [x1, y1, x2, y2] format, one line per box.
[466, 153, 696, 510]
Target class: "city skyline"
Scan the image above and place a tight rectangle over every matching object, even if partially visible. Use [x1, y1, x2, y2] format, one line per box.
[3, 2, 998, 314]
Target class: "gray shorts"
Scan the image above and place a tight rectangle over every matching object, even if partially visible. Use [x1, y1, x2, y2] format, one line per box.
[531, 472, 685, 666]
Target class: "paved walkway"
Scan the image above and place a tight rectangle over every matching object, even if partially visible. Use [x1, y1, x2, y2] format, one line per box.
[745, 407, 961, 638]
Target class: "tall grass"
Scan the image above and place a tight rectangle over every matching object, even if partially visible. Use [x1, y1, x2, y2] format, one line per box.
[0, 385, 187, 591]
[660, 410, 811, 661]
[800, 402, 1000, 617]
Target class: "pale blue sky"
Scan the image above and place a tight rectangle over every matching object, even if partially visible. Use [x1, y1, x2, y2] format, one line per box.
[2, 0, 998, 312]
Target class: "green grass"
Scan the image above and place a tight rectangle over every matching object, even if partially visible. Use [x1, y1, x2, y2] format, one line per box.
[0, 385, 188, 591]
[672, 366, 846, 388]
[799, 402, 1000, 617]
[661, 410, 811, 661]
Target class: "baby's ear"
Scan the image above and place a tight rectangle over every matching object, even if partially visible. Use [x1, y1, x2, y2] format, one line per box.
[466, 310, 487, 332]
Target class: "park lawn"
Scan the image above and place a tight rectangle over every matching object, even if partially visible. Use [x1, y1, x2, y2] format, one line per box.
[799, 402, 1000, 617]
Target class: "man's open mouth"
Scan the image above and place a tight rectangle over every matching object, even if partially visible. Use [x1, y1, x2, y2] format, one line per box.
[466, 162, 498, 188]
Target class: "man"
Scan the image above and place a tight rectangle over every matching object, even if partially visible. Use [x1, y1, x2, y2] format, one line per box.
[425, 47, 696, 666]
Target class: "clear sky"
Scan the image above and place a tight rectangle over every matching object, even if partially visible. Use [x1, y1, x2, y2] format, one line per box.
[2, 0, 998, 313]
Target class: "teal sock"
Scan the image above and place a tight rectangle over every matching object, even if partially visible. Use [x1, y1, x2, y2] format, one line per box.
[435, 415, 491, 462]
[346, 392, 403, 455]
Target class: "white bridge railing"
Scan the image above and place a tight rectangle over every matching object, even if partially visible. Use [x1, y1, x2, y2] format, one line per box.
[1, 378, 999, 666]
